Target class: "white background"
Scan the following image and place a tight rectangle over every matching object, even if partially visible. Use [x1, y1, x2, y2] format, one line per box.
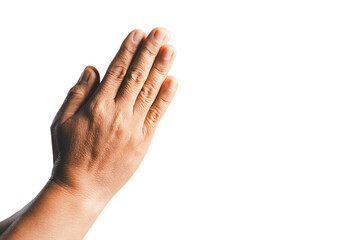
[0, 0, 360, 239]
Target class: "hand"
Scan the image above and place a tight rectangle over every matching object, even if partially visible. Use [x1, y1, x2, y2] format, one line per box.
[50, 27, 177, 203]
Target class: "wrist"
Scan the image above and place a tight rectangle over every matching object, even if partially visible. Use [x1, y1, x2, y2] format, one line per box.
[50, 162, 115, 205]
[0, 179, 109, 239]
[47, 177, 110, 213]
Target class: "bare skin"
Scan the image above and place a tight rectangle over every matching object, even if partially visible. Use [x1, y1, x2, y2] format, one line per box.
[0, 27, 178, 239]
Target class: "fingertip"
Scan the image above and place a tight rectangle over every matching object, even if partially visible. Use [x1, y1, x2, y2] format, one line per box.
[85, 65, 100, 84]
[158, 27, 170, 40]
[130, 29, 146, 44]
[165, 76, 178, 92]
[151, 27, 170, 42]
[160, 44, 176, 60]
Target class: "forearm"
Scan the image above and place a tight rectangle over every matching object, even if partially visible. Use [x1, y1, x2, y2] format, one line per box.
[0, 180, 108, 240]
[0, 201, 33, 236]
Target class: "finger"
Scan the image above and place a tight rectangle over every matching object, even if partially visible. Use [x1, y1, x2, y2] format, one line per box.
[95, 29, 146, 100]
[142, 76, 178, 137]
[52, 66, 100, 125]
[115, 27, 170, 105]
[133, 44, 176, 118]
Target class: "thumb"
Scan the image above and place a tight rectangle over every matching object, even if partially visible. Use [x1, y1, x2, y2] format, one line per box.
[52, 66, 100, 126]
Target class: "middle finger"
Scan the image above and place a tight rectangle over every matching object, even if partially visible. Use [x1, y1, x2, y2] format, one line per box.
[115, 27, 170, 106]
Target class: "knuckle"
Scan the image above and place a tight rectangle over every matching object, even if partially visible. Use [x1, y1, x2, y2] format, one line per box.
[147, 105, 162, 123]
[68, 85, 85, 98]
[128, 67, 147, 85]
[113, 109, 126, 125]
[87, 100, 107, 118]
[106, 66, 127, 81]
[152, 63, 168, 75]
[122, 42, 137, 55]
[139, 84, 157, 104]
[143, 43, 158, 57]
[114, 123, 129, 138]
[113, 115, 132, 136]
[159, 95, 171, 105]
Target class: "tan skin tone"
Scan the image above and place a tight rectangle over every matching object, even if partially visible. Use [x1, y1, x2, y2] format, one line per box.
[0, 27, 178, 239]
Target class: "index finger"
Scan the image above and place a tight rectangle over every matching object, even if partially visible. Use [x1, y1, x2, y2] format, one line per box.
[94, 29, 146, 100]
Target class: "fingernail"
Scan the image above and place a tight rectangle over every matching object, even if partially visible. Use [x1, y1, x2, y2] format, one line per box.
[162, 47, 174, 60]
[153, 29, 166, 42]
[133, 31, 143, 44]
[78, 68, 90, 84]
[167, 78, 177, 91]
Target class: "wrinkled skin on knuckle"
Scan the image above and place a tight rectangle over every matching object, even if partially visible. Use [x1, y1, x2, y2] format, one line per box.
[148, 105, 162, 123]
[105, 66, 127, 81]
[129, 67, 147, 85]
[159, 96, 171, 105]
[122, 42, 137, 55]
[152, 64, 168, 76]
[143, 43, 158, 57]
[139, 84, 157, 105]
[68, 85, 85, 99]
